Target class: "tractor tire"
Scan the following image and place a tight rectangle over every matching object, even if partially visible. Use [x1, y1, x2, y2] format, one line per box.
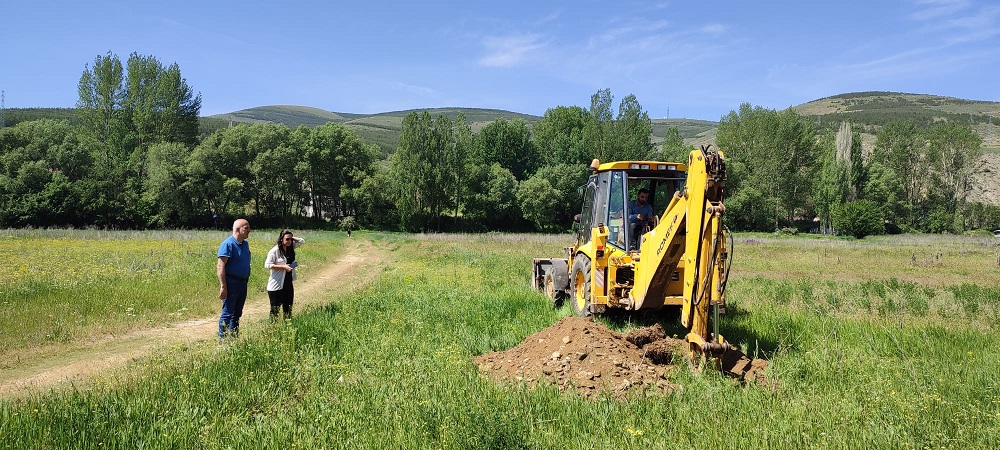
[570, 256, 592, 317]
[544, 271, 568, 307]
[543, 260, 569, 307]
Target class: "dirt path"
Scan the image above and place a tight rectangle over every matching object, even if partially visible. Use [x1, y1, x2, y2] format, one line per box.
[0, 238, 384, 398]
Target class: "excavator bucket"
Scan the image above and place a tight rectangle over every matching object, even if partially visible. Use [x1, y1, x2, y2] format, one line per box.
[718, 346, 769, 383]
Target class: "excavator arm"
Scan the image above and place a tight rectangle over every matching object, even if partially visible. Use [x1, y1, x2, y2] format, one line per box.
[628, 147, 732, 358]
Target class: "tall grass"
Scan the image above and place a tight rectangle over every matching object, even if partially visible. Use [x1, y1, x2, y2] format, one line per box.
[1, 232, 998, 449]
[0, 229, 341, 357]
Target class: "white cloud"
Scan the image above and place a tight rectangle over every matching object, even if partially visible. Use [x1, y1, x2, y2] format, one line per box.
[700, 23, 726, 36]
[478, 34, 547, 68]
[909, 0, 970, 21]
[387, 81, 437, 97]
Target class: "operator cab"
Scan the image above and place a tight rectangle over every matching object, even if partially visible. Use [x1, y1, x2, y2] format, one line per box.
[577, 161, 687, 253]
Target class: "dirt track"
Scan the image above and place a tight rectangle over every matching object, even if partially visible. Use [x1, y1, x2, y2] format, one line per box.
[0, 239, 382, 398]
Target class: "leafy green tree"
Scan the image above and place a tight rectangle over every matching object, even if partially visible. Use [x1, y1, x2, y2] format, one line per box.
[656, 126, 688, 162]
[585, 89, 614, 162]
[143, 142, 193, 226]
[532, 106, 590, 166]
[531, 163, 588, 228]
[923, 122, 982, 213]
[716, 103, 819, 230]
[476, 118, 538, 180]
[77, 52, 127, 148]
[391, 111, 451, 231]
[861, 161, 907, 229]
[77, 51, 201, 227]
[582, 89, 653, 163]
[516, 175, 563, 231]
[613, 94, 654, 161]
[724, 185, 772, 232]
[0, 119, 94, 227]
[462, 163, 520, 230]
[251, 143, 299, 218]
[299, 123, 379, 220]
[123, 53, 201, 149]
[924, 209, 954, 234]
[812, 135, 849, 233]
[962, 202, 1000, 231]
[349, 164, 398, 230]
[833, 200, 883, 239]
[872, 119, 920, 215]
[442, 114, 473, 224]
[184, 125, 256, 222]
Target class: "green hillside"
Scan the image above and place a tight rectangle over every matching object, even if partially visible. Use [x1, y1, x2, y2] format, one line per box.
[7, 92, 997, 153]
[5, 93, 998, 205]
[795, 92, 999, 143]
[208, 105, 353, 127]
[650, 118, 719, 148]
[794, 91, 1000, 118]
[206, 106, 541, 154]
[210, 106, 721, 154]
[344, 108, 541, 153]
[2, 108, 81, 127]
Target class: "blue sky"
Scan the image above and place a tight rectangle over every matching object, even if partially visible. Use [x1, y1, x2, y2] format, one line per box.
[4, 0, 999, 121]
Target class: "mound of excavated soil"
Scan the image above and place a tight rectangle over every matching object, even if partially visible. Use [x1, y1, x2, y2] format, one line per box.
[474, 317, 690, 398]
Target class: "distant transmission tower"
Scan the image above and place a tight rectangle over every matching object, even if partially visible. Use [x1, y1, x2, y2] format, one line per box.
[0, 90, 5, 128]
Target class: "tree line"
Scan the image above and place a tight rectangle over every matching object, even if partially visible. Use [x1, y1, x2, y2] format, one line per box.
[1, 52, 997, 236]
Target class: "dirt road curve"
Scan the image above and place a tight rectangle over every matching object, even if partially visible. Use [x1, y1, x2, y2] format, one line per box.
[0, 239, 382, 398]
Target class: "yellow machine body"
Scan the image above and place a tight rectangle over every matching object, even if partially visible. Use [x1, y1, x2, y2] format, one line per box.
[532, 147, 732, 359]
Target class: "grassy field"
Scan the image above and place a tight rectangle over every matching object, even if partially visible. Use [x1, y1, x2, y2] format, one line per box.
[1, 231, 999, 449]
[0, 229, 342, 362]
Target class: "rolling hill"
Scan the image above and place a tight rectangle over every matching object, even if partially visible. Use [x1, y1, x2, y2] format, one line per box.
[6, 92, 998, 204]
[211, 107, 543, 155]
[209, 106, 719, 155]
[209, 95, 999, 205]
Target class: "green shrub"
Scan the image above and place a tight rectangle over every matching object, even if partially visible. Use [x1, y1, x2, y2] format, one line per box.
[833, 200, 883, 239]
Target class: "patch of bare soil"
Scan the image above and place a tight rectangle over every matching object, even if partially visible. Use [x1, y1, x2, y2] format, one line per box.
[475, 317, 689, 398]
[476, 317, 774, 398]
[0, 238, 384, 398]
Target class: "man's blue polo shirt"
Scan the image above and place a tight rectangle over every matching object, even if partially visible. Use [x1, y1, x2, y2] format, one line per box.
[218, 236, 251, 279]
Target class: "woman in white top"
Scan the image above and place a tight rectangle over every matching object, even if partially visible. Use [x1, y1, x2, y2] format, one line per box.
[264, 229, 304, 320]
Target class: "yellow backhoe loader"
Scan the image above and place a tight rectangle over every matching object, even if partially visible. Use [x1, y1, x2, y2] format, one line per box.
[532, 146, 759, 378]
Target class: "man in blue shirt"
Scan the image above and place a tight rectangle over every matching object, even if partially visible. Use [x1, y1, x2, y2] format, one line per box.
[628, 188, 654, 248]
[217, 218, 252, 338]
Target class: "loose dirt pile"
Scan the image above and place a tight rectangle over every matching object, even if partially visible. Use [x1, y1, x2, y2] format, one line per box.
[475, 317, 690, 398]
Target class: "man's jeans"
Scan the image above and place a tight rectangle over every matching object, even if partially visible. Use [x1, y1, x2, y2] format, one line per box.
[219, 276, 248, 338]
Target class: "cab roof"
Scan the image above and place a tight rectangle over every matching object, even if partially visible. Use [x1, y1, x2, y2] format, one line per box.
[592, 160, 688, 173]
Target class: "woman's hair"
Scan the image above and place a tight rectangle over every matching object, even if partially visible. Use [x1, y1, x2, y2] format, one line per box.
[276, 229, 296, 262]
